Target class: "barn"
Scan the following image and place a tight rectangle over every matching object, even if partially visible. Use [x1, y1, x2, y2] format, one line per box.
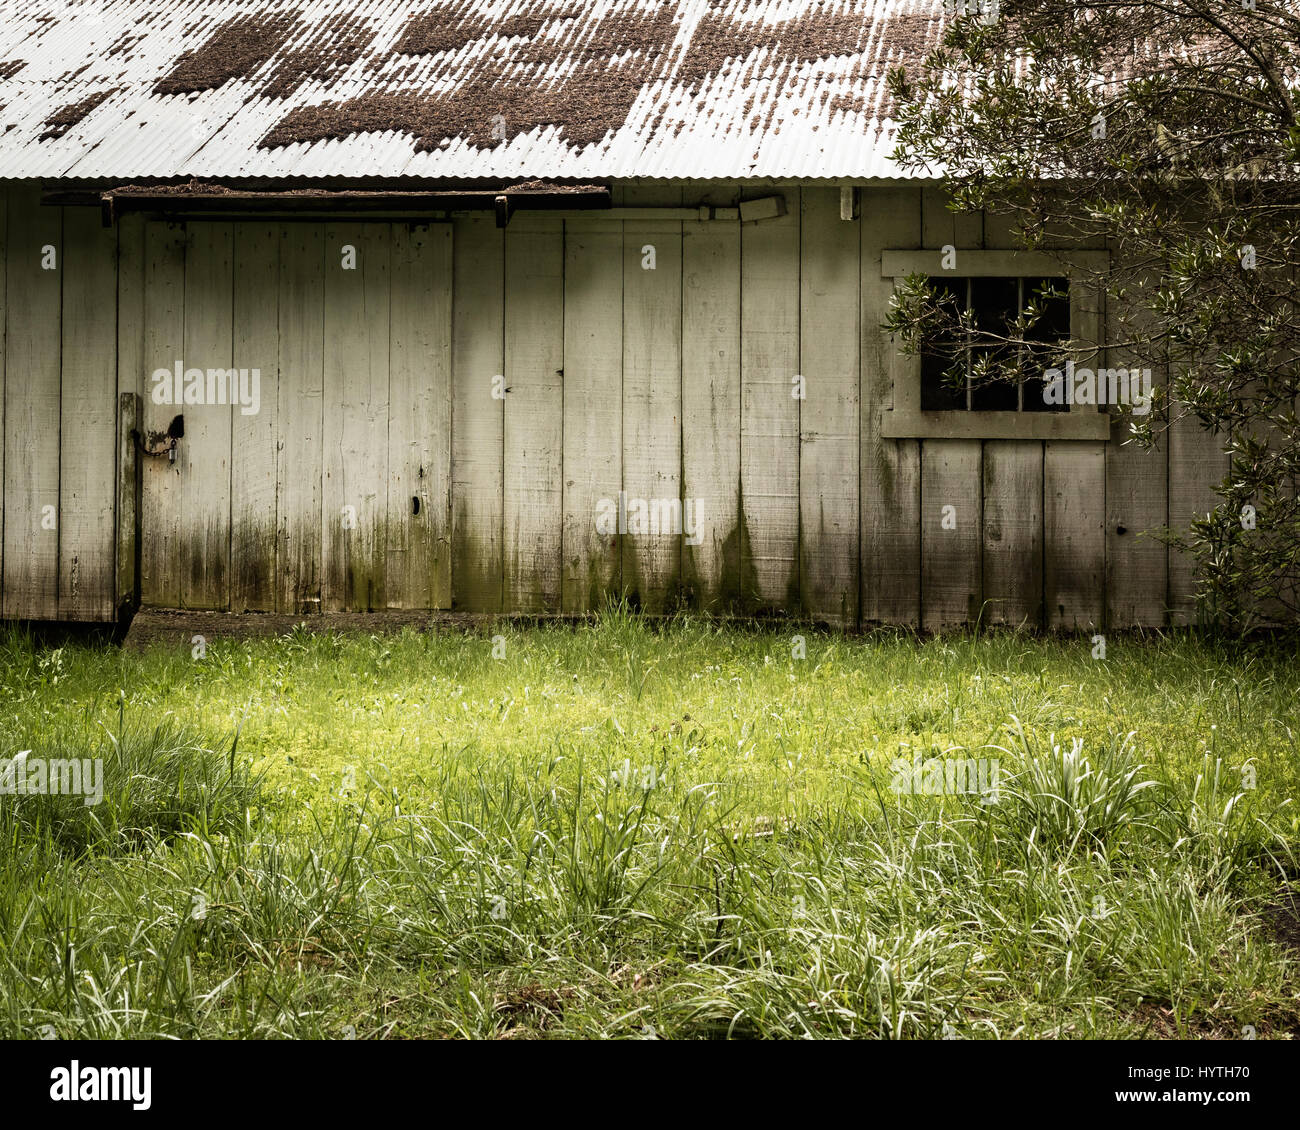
[0, 0, 1223, 632]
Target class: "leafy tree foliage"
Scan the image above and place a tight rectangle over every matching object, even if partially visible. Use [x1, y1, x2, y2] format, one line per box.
[887, 0, 1300, 629]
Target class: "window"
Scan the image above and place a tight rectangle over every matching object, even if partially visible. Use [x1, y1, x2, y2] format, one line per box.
[880, 249, 1112, 441]
[920, 277, 1071, 414]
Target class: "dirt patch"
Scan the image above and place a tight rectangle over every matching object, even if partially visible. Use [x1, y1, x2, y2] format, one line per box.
[494, 982, 576, 1033]
[107, 32, 146, 57]
[263, 54, 665, 150]
[392, 5, 493, 56]
[1128, 1002, 1239, 1039]
[261, 15, 375, 100]
[503, 179, 604, 193]
[263, 4, 682, 151]
[0, 60, 26, 81]
[153, 11, 379, 101]
[111, 179, 245, 195]
[1263, 884, 1300, 952]
[154, 11, 301, 96]
[498, 14, 549, 41]
[137, 1, 941, 154]
[1128, 998, 1300, 1040]
[676, 2, 876, 87]
[111, 178, 253, 196]
[40, 89, 116, 140]
[106, 178, 601, 198]
[256, 1, 944, 153]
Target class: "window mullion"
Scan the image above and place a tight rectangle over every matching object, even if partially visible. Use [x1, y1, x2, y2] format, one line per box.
[966, 277, 973, 412]
[1017, 278, 1024, 412]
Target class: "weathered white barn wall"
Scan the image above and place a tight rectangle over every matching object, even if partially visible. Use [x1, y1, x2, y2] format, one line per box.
[1, 183, 117, 621]
[0, 179, 1227, 629]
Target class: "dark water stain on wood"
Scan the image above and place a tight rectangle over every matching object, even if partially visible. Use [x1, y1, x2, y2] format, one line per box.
[680, 513, 745, 614]
[232, 514, 277, 613]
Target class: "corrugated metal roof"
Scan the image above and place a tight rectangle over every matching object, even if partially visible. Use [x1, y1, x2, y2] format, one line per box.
[0, 0, 947, 182]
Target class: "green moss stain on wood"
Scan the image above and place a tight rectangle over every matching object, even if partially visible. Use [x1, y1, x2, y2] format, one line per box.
[179, 221, 234, 611]
[503, 214, 563, 613]
[562, 218, 623, 614]
[799, 187, 859, 628]
[231, 221, 280, 613]
[276, 223, 325, 615]
[322, 222, 390, 613]
[451, 214, 504, 612]
[683, 184, 742, 613]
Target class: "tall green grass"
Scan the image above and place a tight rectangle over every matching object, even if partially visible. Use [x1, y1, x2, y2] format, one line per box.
[0, 617, 1296, 1038]
[0, 714, 260, 857]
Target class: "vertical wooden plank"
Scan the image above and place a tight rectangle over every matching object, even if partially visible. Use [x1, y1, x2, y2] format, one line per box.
[116, 214, 146, 400]
[917, 189, 983, 632]
[740, 187, 800, 610]
[922, 186, 983, 254]
[178, 222, 233, 610]
[622, 186, 682, 615]
[982, 441, 1043, 625]
[58, 207, 118, 619]
[115, 213, 146, 612]
[1167, 413, 1226, 625]
[682, 184, 741, 611]
[1045, 272, 1106, 630]
[322, 223, 389, 612]
[139, 221, 186, 609]
[862, 186, 922, 626]
[0, 187, 8, 614]
[428, 225, 454, 610]
[451, 214, 504, 611]
[3, 188, 62, 619]
[503, 213, 564, 612]
[562, 217, 623, 613]
[275, 224, 324, 614]
[116, 393, 140, 615]
[231, 222, 279, 612]
[388, 222, 453, 610]
[1045, 440, 1106, 629]
[799, 187, 859, 627]
[979, 211, 1043, 628]
[921, 441, 982, 631]
[384, 223, 419, 610]
[1106, 418, 1168, 629]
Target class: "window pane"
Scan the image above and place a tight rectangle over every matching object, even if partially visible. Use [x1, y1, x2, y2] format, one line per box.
[970, 277, 1019, 411]
[1022, 276, 1070, 413]
[920, 277, 968, 411]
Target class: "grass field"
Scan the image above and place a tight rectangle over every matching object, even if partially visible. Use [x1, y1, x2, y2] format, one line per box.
[1, 610, 1298, 1039]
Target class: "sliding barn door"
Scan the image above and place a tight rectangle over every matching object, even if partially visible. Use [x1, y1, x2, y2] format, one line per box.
[136, 219, 452, 613]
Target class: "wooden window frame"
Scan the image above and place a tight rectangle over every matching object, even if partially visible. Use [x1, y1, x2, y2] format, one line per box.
[880, 249, 1112, 440]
